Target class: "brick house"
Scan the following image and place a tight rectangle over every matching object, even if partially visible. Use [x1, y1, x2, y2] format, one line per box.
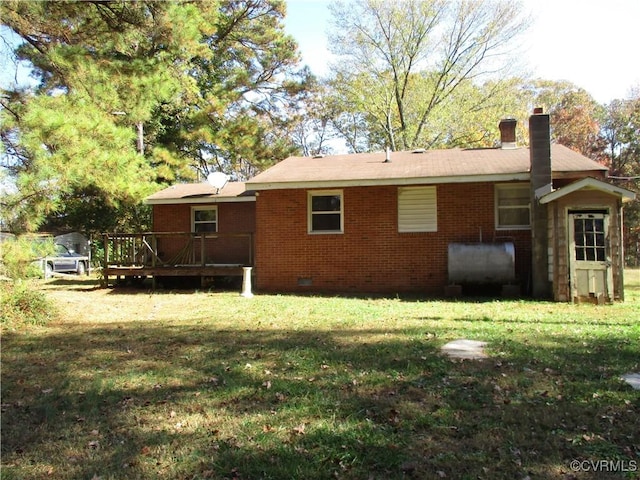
[244, 112, 635, 301]
[113, 112, 634, 301]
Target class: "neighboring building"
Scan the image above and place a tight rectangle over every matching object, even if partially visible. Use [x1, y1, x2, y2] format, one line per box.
[109, 112, 635, 302]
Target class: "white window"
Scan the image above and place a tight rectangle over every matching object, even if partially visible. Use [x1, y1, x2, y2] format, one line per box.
[495, 184, 530, 229]
[308, 190, 343, 233]
[192, 206, 218, 233]
[398, 186, 437, 232]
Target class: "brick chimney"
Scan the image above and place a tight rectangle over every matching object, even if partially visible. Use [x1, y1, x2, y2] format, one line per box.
[529, 109, 552, 298]
[498, 118, 517, 149]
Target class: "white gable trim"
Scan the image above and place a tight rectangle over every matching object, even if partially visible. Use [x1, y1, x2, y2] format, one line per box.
[539, 177, 636, 204]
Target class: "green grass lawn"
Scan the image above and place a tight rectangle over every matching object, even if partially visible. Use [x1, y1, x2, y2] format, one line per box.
[1, 271, 639, 479]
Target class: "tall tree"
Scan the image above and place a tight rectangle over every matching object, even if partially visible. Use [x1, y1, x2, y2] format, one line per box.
[160, 0, 308, 180]
[602, 93, 640, 265]
[525, 80, 640, 265]
[0, 0, 305, 234]
[602, 95, 640, 178]
[525, 80, 606, 160]
[325, 0, 528, 151]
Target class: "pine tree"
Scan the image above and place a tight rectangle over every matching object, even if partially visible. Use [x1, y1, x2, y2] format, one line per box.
[1, 0, 306, 233]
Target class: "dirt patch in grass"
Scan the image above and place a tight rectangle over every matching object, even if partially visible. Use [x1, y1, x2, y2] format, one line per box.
[1, 275, 639, 479]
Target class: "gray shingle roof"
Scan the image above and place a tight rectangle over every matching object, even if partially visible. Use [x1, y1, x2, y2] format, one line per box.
[247, 144, 607, 190]
[145, 181, 254, 204]
[146, 144, 608, 202]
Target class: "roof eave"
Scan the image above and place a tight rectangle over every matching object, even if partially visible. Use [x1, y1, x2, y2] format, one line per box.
[145, 195, 256, 205]
[247, 173, 532, 191]
[550, 169, 607, 179]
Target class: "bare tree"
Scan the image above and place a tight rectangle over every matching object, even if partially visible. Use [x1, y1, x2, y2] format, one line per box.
[327, 0, 529, 151]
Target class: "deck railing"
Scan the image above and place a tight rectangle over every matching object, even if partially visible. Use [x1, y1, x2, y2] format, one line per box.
[102, 232, 254, 269]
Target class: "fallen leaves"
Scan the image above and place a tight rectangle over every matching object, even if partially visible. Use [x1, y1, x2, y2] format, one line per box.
[292, 423, 306, 436]
[86, 428, 101, 450]
[388, 408, 400, 425]
[3, 285, 639, 480]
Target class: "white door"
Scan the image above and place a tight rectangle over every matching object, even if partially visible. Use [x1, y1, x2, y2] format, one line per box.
[568, 212, 613, 302]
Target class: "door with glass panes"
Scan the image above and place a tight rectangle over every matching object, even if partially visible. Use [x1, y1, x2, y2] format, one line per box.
[568, 211, 613, 302]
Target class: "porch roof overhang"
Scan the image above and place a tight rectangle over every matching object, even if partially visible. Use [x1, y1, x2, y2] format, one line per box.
[539, 177, 636, 204]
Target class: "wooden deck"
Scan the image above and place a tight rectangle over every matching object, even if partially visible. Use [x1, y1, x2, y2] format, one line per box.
[102, 232, 254, 287]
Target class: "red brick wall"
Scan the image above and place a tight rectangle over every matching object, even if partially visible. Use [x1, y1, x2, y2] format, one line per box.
[152, 202, 256, 233]
[255, 183, 531, 294]
[152, 202, 256, 265]
[153, 204, 191, 232]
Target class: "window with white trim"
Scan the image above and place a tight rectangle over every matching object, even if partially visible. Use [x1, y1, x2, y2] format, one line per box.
[398, 186, 437, 232]
[308, 190, 343, 233]
[495, 184, 530, 229]
[192, 206, 218, 233]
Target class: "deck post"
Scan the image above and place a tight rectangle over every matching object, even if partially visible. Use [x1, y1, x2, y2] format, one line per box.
[151, 235, 157, 267]
[102, 234, 109, 287]
[151, 234, 157, 289]
[241, 267, 254, 298]
[201, 234, 205, 266]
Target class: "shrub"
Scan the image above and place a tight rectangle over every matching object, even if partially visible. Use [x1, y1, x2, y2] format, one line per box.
[0, 236, 57, 329]
[0, 281, 57, 328]
[0, 235, 55, 280]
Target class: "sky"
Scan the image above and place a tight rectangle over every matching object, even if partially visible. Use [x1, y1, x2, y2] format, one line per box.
[284, 0, 640, 104]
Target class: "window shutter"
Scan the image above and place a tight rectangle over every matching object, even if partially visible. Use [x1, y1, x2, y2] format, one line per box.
[398, 186, 437, 232]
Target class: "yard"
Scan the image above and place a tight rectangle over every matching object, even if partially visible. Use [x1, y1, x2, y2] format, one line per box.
[1, 272, 639, 479]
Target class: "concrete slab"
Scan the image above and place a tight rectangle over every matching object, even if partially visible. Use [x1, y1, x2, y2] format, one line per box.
[441, 339, 488, 360]
[621, 373, 640, 390]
